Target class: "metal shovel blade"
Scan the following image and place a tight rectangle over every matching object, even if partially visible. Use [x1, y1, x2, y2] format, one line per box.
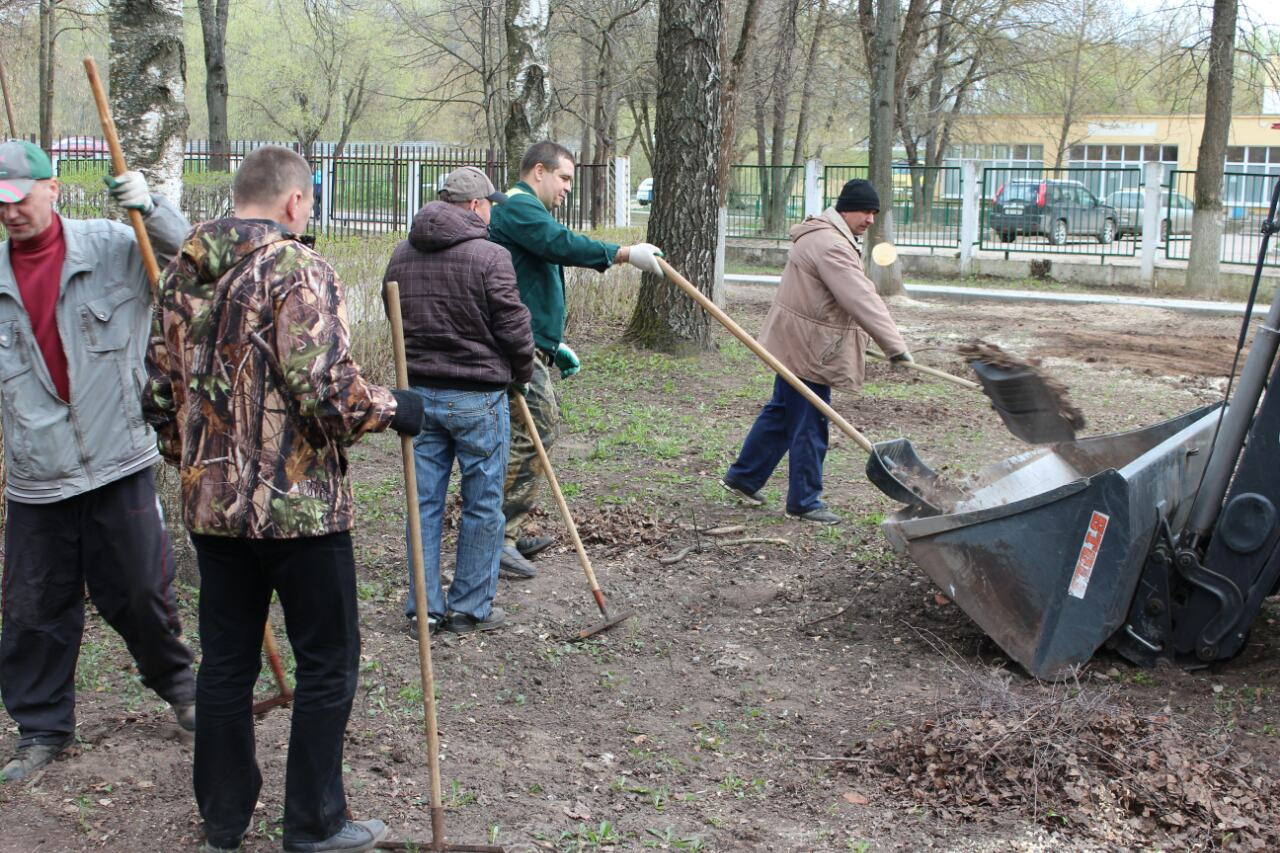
[968, 358, 1081, 444]
[866, 438, 966, 515]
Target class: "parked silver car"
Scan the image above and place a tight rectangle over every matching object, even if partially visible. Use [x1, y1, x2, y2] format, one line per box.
[1103, 189, 1194, 241]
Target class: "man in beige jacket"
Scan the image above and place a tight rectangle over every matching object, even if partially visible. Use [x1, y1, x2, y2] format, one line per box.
[721, 179, 911, 524]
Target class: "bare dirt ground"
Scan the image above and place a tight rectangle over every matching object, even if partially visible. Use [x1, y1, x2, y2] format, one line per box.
[3, 285, 1277, 852]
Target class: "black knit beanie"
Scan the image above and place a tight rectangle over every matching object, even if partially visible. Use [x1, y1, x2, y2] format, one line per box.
[835, 179, 880, 213]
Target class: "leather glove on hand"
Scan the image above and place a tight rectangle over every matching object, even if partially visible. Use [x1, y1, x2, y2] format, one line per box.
[104, 171, 155, 215]
[553, 342, 580, 379]
[889, 351, 914, 365]
[626, 242, 664, 276]
[389, 389, 425, 436]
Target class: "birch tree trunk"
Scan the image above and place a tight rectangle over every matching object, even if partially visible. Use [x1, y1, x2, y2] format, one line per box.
[624, 0, 723, 353]
[109, 0, 188, 206]
[197, 0, 230, 171]
[867, 0, 902, 296]
[504, 0, 551, 182]
[1185, 0, 1237, 296]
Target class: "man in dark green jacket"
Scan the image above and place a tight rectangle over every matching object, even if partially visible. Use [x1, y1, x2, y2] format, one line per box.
[488, 140, 661, 578]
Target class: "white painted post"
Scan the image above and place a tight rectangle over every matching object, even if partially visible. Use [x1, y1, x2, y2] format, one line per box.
[614, 155, 631, 228]
[804, 157, 823, 218]
[407, 158, 422, 222]
[1139, 161, 1162, 286]
[319, 155, 333, 232]
[959, 160, 980, 275]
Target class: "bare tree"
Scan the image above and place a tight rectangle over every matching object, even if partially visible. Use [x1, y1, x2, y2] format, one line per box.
[865, 0, 901, 295]
[505, 0, 551, 180]
[624, 0, 723, 352]
[196, 0, 230, 170]
[1186, 0, 1237, 295]
[108, 0, 187, 205]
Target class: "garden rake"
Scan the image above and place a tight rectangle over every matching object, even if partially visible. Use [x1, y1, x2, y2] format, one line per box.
[376, 281, 504, 852]
[512, 392, 635, 640]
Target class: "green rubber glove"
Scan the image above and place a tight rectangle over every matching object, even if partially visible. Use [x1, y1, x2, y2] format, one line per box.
[553, 342, 580, 379]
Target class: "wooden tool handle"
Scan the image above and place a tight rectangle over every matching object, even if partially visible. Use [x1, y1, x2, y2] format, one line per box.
[512, 391, 606, 610]
[261, 621, 292, 698]
[656, 257, 875, 453]
[384, 281, 445, 818]
[83, 56, 162, 291]
[865, 349, 980, 389]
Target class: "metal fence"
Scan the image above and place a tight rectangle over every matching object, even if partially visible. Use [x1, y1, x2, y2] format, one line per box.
[726, 164, 806, 238]
[978, 166, 1140, 260]
[824, 164, 962, 249]
[1166, 171, 1280, 267]
[48, 139, 613, 236]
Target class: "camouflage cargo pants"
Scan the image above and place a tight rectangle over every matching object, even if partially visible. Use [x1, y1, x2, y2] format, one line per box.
[504, 355, 561, 546]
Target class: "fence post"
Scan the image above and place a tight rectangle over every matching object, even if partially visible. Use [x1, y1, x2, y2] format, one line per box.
[407, 158, 422, 222]
[959, 160, 980, 276]
[1139, 161, 1162, 286]
[614, 155, 631, 228]
[804, 157, 823, 218]
[320, 154, 332, 233]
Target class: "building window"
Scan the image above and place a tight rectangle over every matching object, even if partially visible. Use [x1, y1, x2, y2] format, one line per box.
[941, 144, 1044, 197]
[1067, 143, 1178, 198]
[1223, 146, 1280, 207]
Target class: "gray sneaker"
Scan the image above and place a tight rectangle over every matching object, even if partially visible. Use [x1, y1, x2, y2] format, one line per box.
[172, 702, 196, 733]
[445, 606, 507, 634]
[787, 507, 840, 525]
[721, 477, 765, 506]
[1, 738, 72, 782]
[499, 545, 538, 579]
[283, 818, 388, 852]
[515, 534, 555, 558]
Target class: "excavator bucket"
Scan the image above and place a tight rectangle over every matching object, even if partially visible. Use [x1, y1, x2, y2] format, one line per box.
[881, 405, 1221, 679]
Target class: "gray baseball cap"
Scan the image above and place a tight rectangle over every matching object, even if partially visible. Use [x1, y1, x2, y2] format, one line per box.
[0, 140, 55, 203]
[437, 166, 507, 204]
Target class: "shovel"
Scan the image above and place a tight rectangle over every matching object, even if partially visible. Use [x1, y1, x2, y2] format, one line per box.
[511, 392, 635, 640]
[655, 258, 957, 515]
[379, 281, 505, 853]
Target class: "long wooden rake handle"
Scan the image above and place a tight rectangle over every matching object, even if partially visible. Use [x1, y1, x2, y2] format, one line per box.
[83, 56, 161, 292]
[864, 349, 980, 389]
[655, 257, 875, 453]
[384, 281, 447, 847]
[512, 392, 609, 615]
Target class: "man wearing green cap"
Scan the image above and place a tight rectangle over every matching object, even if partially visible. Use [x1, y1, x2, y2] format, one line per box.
[0, 139, 196, 783]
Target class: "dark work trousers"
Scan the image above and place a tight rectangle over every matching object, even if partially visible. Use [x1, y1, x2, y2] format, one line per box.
[0, 467, 194, 747]
[191, 531, 360, 849]
[725, 375, 832, 515]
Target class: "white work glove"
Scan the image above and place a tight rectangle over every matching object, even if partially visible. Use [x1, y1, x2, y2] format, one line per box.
[626, 242, 664, 276]
[104, 171, 155, 215]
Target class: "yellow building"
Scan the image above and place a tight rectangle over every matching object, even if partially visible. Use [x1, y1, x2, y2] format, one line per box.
[943, 112, 1280, 206]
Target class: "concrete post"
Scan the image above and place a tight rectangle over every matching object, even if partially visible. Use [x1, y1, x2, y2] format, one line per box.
[1139, 161, 1162, 286]
[406, 159, 422, 226]
[319, 155, 333, 232]
[614, 155, 631, 228]
[959, 160, 980, 276]
[804, 157, 823, 218]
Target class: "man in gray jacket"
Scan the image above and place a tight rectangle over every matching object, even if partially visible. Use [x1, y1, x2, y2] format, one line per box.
[0, 139, 196, 782]
[721, 179, 911, 525]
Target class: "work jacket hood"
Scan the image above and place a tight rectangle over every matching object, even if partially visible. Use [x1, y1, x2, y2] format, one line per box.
[175, 218, 297, 285]
[408, 200, 489, 253]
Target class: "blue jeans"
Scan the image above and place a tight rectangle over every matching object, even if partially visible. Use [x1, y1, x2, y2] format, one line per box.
[725, 376, 831, 514]
[404, 387, 509, 622]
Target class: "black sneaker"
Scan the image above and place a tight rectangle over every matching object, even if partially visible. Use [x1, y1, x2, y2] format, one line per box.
[499, 545, 538, 579]
[172, 702, 196, 733]
[405, 614, 442, 637]
[1, 737, 73, 783]
[516, 534, 555, 558]
[721, 477, 765, 506]
[283, 818, 388, 852]
[445, 606, 507, 634]
[787, 507, 840, 525]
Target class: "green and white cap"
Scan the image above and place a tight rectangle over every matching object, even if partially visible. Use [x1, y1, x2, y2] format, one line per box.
[0, 140, 55, 203]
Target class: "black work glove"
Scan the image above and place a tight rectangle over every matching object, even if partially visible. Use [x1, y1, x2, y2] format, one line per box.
[389, 389, 425, 436]
[889, 351, 914, 364]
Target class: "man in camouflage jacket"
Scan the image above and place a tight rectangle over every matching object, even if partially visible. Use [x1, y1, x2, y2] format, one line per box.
[145, 146, 422, 853]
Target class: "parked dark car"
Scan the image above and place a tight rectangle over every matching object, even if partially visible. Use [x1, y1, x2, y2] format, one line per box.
[990, 178, 1118, 245]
